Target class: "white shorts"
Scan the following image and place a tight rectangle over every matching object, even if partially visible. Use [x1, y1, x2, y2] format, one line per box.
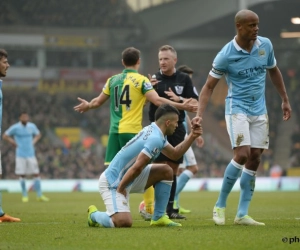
[225, 113, 269, 149]
[15, 157, 40, 175]
[99, 165, 151, 216]
[179, 146, 197, 169]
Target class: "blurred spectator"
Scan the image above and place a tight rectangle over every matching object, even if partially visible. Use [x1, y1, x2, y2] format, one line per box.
[269, 162, 283, 178]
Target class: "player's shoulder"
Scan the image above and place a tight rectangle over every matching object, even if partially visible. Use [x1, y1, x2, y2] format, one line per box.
[28, 122, 37, 128]
[176, 70, 191, 82]
[257, 36, 273, 46]
[218, 39, 237, 56]
[109, 72, 122, 81]
[11, 122, 20, 128]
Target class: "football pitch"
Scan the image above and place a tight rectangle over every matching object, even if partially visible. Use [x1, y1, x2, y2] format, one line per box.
[1, 191, 299, 250]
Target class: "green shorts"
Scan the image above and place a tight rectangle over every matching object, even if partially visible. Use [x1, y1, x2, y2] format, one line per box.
[104, 133, 136, 166]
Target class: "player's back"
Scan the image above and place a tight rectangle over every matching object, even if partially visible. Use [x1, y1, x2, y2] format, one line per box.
[104, 69, 153, 134]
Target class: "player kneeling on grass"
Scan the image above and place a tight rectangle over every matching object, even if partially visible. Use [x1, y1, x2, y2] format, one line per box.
[87, 104, 202, 228]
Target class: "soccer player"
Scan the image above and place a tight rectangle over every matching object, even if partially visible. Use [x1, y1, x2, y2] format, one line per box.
[145, 45, 199, 219]
[194, 9, 291, 225]
[3, 111, 49, 202]
[0, 48, 21, 222]
[74, 47, 197, 167]
[87, 104, 202, 228]
[173, 65, 204, 214]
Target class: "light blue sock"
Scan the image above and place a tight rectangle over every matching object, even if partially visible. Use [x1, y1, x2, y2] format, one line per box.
[34, 177, 42, 197]
[216, 160, 243, 208]
[175, 170, 193, 207]
[153, 180, 173, 221]
[0, 192, 4, 216]
[237, 169, 256, 218]
[91, 211, 114, 228]
[20, 178, 28, 197]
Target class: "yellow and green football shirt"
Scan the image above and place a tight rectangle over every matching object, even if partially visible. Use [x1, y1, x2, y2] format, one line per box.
[103, 69, 154, 134]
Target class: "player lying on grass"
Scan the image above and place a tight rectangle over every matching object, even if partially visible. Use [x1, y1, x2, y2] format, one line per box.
[87, 104, 202, 227]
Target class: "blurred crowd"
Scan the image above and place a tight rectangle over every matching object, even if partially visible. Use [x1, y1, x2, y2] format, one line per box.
[0, 0, 138, 28]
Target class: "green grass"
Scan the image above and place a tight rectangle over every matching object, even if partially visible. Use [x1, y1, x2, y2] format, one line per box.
[1, 191, 300, 250]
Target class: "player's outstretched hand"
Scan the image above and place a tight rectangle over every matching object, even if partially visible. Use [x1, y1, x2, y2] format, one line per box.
[191, 123, 203, 138]
[74, 97, 90, 113]
[191, 116, 202, 128]
[148, 74, 159, 87]
[182, 98, 198, 113]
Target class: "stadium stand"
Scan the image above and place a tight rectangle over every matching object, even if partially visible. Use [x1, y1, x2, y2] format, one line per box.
[1, 0, 137, 28]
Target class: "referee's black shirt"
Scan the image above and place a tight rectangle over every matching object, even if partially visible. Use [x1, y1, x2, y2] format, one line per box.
[148, 70, 198, 123]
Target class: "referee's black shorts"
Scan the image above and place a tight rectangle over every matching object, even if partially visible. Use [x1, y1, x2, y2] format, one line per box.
[154, 122, 186, 164]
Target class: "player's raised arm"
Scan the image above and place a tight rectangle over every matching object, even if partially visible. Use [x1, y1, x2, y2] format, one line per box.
[74, 92, 109, 113]
[161, 124, 202, 161]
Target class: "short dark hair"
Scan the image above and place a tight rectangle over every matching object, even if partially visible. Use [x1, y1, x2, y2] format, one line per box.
[155, 104, 180, 121]
[19, 111, 28, 117]
[159, 45, 177, 56]
[0, 49, 8, 60]
[122, 47, 140, 66]
[177, 65, 193, 74]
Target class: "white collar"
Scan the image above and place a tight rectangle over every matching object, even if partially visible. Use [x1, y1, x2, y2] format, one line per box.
[233, 36, 261, 51]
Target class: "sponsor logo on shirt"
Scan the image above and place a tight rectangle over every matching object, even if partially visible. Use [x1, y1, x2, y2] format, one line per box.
[238, 65, 266, 76]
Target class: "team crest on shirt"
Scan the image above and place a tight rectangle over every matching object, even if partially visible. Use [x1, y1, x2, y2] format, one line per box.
[175, 85, 184, 95]
[258, 49, 266, 58]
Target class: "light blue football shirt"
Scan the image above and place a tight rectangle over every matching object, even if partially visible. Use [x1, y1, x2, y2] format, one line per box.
[105, 122, 169, 189]
[4, 122, 40, 157]
[209, 36, 276, 116]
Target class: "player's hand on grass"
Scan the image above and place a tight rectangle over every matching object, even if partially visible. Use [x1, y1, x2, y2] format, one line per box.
[74, 97, 90, 113]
